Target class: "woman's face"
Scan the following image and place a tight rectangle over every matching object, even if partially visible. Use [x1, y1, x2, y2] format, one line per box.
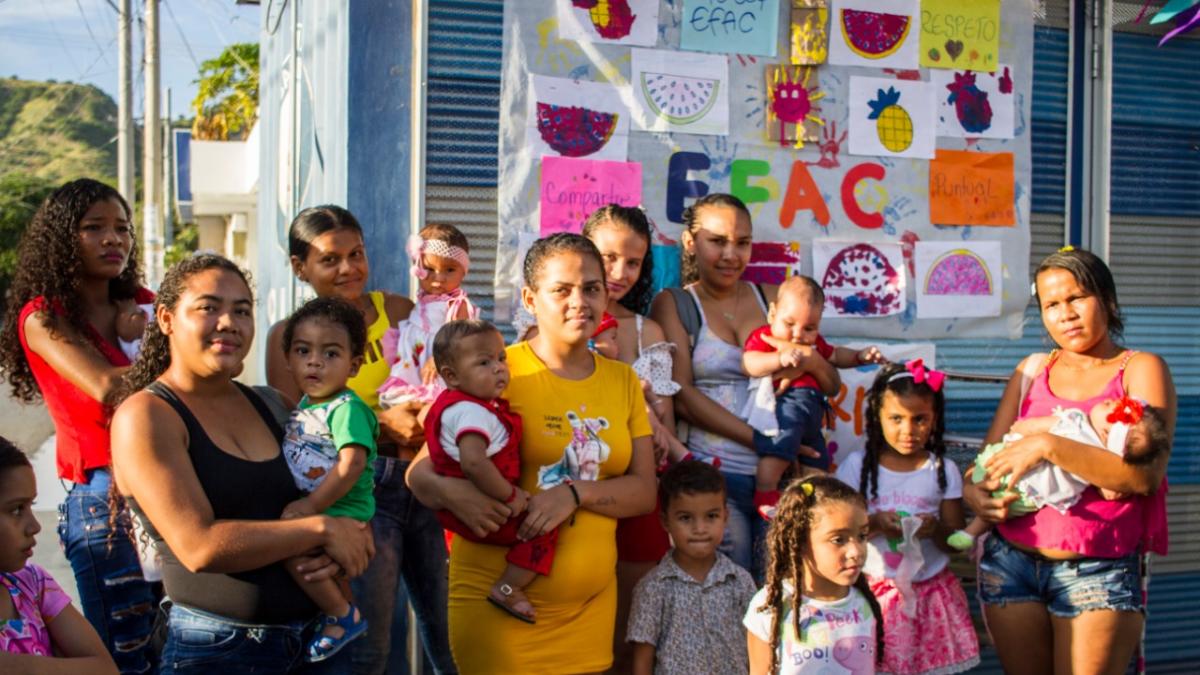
[589, 222, 648, 305]
[77, 197, 133, 281]
[1036, 267, 1109, 354]
[291, 228, 369, 302]
[161, 268, 254, 378]
[685, 205, 752, 288]
[521, 251, 607, 348]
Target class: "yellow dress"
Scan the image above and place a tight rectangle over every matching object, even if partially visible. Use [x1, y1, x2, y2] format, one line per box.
[448, 341, 653, 674]
[345, 291, 391, 410]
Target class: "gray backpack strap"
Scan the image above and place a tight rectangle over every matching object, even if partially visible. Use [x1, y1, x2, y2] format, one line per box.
[666, 287, 702, 355]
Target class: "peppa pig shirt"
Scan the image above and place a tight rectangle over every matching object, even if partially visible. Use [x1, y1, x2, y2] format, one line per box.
[835, 451, 962, 583]
[743, 584, 877, 674]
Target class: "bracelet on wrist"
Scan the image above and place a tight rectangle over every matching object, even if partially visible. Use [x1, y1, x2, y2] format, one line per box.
[564, 479, 581, 526]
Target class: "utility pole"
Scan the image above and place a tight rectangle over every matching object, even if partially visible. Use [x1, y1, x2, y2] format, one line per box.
[143, 0, 162, 287]
[162, 88, 173, 246]
[117, 0, 133, 203]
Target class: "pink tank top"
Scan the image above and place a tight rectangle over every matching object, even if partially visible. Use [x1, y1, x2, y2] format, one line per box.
[997, 350, 1168, 557]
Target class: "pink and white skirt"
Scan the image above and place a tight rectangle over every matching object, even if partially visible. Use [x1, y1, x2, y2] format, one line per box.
[868, 566, 980, 675]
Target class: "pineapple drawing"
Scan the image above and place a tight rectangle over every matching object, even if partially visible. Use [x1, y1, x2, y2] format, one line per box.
[866, 87, 913, 153]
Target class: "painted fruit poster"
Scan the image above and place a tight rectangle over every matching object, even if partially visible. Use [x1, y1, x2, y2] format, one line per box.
[631, 48, 730, 135]
[914, 241, 1002, 318]
[931, 64, 1015, 139]
[527, 74, 631, 161]
[765, 65, 824, 148]
[813, 240, 907, 317]
[919, 0, 1001, 71]
[847, 77, 936, 159]
[539, 156, 642, 236]
[681, 0, 780, 57]
[829, 0, 920, 69]
[791, 2, 829, 65]
[557, 0, 660, 47]
[743, 241, 803, 285]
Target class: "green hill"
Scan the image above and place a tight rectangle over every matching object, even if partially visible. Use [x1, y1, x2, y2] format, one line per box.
[0, 78, 121, 185]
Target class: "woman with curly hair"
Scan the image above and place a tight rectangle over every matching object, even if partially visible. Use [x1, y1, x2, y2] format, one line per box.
[0, 178, 158, 672]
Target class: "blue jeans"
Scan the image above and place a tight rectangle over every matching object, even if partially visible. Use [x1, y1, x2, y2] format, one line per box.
[718, 471, 767, 582]
[350, 457, 455, 674]
[58, 469, 158, 674]
[160, 603, 351, 674]
[752, 387, 829, 470]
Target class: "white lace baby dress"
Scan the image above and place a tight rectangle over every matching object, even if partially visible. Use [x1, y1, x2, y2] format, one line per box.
[377, 289, 478, 409]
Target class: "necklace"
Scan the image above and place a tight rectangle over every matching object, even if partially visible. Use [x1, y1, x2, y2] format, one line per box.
[699, 283, 741, 323]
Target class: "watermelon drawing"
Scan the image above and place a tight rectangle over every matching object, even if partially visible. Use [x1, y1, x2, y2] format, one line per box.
[640, 72, 720, 125]
[821, 243, 903, 316]
[839, 8, 912, 59]
[925, 249, 992, 296]
[535, 103, 619, 157]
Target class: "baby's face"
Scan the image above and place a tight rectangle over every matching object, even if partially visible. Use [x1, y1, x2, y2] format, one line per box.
[418, 253, 466, 296]
[1089, 399, 1118, 443]
[592, 327, 619, 357]
[768, 291, 821, 345]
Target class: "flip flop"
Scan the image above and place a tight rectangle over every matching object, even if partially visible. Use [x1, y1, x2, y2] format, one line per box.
[487, 583, 536, 624]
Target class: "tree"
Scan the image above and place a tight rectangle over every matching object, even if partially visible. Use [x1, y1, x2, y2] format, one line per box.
[192, 43, 259, 141]
[0, 173, 55, 315]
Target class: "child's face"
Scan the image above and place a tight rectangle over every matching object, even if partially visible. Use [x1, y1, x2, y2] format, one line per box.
[878, 390, 937, 458]
[442, 331, 509, 401]
[591, 326, 620, 359]
[661, 490, 727, 564]
[419, 253, 467, 296]
[803, 501, 868, 600]
[286, 318, 362, 402]
[768, 291, 822, 345]
[589, 222, 648, 304]
[0, 466, 40, 574]
[292, 229, 369, 303]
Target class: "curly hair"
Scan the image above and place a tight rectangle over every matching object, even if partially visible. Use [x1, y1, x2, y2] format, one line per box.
[113, 254, 252, 406]
[859, 363, 948, 502]
[755, 476, 883, 674]
[658, 457, 725, 514]
[679, 193, 751, 286]
[0, 435, 31, 481]
[282, 297, 368, 360]
[0, 179, 141, 402]
[582, 205, 655, 315]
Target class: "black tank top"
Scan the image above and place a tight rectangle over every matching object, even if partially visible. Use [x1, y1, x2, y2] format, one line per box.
[129, 381, 316, 623]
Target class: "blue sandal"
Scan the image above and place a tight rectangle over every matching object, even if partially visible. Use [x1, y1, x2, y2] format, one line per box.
[307, 604, 367, 663]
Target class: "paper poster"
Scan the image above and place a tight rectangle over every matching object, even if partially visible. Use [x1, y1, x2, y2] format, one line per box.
[826, 342, 935, 464]
[929, 150, 1015, 226]
[631, 48, 729, 135]
[766, 65, 824, 148]
[914, 240, 1002, 318]
[791, 2, 829, 64]
[528, 74, 631, 161]
[829, 0, 920, 69]
[681, 0, 780, 57]
[932, 64, 1014, 139]
[539, 156, 643, 236]
[557, 0, 660, 47]
[848, 77, 936, 159]
[743, 241, 803, 285]
[813, 240, 906, 317]
[919, 0, 1001, 71]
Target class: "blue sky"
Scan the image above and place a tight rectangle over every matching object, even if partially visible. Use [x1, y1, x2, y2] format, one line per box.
[0, 0, 259, 120]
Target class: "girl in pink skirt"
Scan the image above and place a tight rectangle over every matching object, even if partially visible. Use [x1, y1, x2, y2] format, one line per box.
[835, 361, 980, 675]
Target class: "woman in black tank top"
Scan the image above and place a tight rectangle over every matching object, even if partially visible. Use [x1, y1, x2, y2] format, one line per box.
[109, 254, 374, 674]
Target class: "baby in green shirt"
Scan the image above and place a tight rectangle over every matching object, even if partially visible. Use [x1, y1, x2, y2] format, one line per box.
[280, 297, 378, 663]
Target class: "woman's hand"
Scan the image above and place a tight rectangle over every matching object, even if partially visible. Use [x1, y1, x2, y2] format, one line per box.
[321, 517, 375, 578]
[985, 434, 1049, 488]
[518, 484, 577, 540]
[961, 478, 1020, 524]
[443, 479, 512, 537]
[378, 402, 426, 447]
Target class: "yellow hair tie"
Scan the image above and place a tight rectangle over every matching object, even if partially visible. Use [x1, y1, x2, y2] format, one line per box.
[1059, 245, 1075, 253]
[800, 483, 814, 496]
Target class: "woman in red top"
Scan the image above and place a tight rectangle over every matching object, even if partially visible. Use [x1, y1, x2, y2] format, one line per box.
[0, 179, 158, 673]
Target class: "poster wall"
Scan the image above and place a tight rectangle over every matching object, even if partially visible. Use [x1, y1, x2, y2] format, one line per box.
[495, 0, 1031, 340]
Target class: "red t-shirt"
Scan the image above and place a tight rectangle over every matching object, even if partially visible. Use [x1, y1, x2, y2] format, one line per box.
[743, 325, 835, 391]
[18, 289, 154, 483]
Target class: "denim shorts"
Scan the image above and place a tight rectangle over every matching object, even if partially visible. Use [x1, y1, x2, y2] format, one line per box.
[976, 533, 1143, 618]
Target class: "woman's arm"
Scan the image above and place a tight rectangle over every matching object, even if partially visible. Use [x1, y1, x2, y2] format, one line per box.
[986, 353, 1176, 495]
[406, 448, 512, 537]
[264, 321, 301, 403]
[382, 292, 416, 327]
[111, 392, 372, 576]
[0, 605, 117, 675]
[21, 311, 127, 403]
[649, 291, 754, 448]
[962, 355, 1039, 522]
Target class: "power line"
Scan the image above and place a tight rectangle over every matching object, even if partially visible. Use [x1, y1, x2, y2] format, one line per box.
[39, 0, 84, 73]
[74, 0, 114, 68]
[162, 0, 199, 69]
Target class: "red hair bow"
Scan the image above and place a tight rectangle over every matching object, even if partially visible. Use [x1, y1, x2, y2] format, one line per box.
[1105, 396, 1144, 425]
[906, 359, 945, 392]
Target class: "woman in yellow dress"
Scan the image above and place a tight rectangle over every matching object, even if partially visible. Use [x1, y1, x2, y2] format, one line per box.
[408, 233, 657, 673]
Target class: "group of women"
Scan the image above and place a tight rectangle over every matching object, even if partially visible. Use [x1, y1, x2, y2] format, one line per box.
[0, 180, 1175, 675]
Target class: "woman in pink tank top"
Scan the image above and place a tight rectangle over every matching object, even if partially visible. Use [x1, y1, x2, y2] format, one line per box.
[964, 248, 1176, 675]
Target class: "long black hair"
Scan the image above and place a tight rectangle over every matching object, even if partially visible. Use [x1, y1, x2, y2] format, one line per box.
[859, 362, 948, 502]
[582, 204, 654, 315]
